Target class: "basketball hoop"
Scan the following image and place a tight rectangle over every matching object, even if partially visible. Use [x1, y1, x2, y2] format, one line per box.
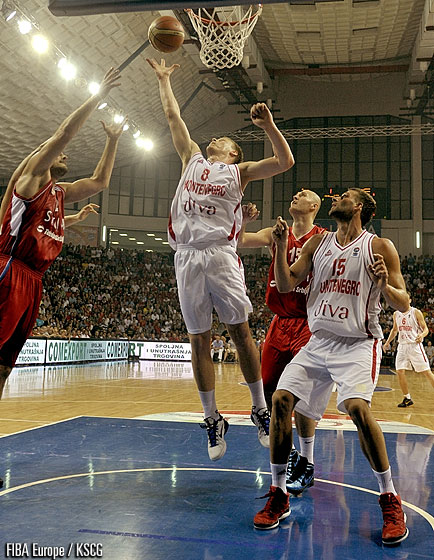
[186, 5, 262, 70]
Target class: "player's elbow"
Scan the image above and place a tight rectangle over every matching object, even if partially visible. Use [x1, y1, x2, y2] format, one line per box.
[277, 153, 295, 173]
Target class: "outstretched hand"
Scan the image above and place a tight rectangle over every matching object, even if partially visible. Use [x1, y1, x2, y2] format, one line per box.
[97, 67, 122, 98]
[100, 116, 128, 139]
[250, 103, 274, 130]
[76, 203, 99, 222]
[146, 58, 180, 80]
[242, 202, 260, 225]
[272, 216, 289, 249]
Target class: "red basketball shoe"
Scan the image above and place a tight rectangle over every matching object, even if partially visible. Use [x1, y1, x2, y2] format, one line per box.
[379, 493, 409, 545]
[253, 485, 290, 530]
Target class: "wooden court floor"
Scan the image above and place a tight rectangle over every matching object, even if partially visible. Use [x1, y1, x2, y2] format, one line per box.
[0, 360, 433, 436]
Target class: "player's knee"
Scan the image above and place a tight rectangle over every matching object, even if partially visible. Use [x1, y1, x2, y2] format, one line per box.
[226, 323, 251, 349]
[344, 399, 369, 424]
[189, 333, 211, 355]
[272, 389, 295, 417]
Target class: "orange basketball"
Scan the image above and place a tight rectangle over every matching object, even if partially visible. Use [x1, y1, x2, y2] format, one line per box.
[148, 16, 185, 53]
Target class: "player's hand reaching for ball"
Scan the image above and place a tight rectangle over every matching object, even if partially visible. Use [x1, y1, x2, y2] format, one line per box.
[250, 103, 273, 129]
[100, 116, 128, 140]
[368, 253, 389, 290]
[97, 67, 122, 98]
[242, 202, 260, 225]
[147, 58, 180, 80]
[272, 216, 289, 249]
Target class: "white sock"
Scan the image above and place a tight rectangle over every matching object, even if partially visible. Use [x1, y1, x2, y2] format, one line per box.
[299, 435, 315, 464]
[372, 466, 397, 495]
[248, 379, 267, 410]
[271, 463, 288, 493]
[405, 393, 411, 399]
[198, 390, 219, 420]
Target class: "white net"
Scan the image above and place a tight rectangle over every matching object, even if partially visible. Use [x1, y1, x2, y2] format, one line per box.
[186, 5, 262, 70]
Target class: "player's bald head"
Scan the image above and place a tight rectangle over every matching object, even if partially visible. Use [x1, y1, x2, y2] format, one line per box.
[304, 190, 321, 213]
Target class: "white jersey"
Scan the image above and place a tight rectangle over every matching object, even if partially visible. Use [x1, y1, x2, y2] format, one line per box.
[168, 152, 243, 250]
[307, 230, 383, 339]
[395, 307, 421, 344]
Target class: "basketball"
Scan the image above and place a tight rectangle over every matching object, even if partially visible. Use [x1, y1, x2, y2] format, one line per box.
[148, 16, 185, 53]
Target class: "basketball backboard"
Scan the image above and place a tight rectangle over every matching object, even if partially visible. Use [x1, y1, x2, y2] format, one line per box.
[48, 0, 290, 17]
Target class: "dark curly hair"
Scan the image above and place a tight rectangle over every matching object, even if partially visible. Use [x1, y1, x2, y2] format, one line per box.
[349, 188, 376, 226]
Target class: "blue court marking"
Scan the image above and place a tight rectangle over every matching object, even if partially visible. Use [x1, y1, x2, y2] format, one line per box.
[0, 417, 433, 560]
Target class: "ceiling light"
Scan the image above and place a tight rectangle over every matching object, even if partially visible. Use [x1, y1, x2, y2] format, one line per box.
[110, 228, 118, 232]
[155, 237, 162, 240]
[133, 130, 141, 139]
[147, 233, 155, 237]
[114, 114, 123, 124]
[136, 241, 144, 245]
[32, 35, 49, 53]
[60, 61, 76, 80]
[111, 241, 119, 245]
[142, 139, 154, 151]
[89, 81, 100, 95]
[18, 19, 32, 34]
[6, 9, 16, 22]
[123, 123, 129, 131]
[129, 237, 136, 240]
[98, 102, 107, 110]
[162, 242, 169, 245]
[119, 233, 128, 237]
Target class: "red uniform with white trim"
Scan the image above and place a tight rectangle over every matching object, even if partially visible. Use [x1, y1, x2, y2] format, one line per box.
[0, 181, 65, 367]
[395, 307, 430, 372]
[277, 230, 383, 419]
[168, 152, 251, 334]
[261, 225, 326, 394]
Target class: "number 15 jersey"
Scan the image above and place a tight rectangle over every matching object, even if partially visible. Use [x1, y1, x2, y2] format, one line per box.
[307, 230, 383, 339]
[168, 152, 243, 251]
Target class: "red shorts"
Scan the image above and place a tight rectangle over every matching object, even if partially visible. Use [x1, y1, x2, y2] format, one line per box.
[261, 315, 312, 393]
[0, 255, 43, 368]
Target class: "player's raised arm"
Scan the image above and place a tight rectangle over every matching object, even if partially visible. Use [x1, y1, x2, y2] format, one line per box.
[15, 67, 121, 199]
[147, 58, 200, 169]
[370, 237, 409, 312]
[238, 103, 294, 189]
[238, 202, 272, 248]
[60, 118, 126, 203]
[273, 217, 321, 292]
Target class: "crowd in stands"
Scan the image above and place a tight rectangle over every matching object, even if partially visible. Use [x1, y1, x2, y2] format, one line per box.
[32, 245, 434, 353]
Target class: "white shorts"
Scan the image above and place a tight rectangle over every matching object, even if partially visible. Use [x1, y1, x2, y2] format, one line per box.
[276, 331, 382, 419]
[395, 343, 430, 372]
[174, 246, 253, 334]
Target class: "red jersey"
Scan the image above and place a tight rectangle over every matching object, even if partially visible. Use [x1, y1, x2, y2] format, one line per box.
[266, 225, 326, 318]
[0, 180, 65, 273]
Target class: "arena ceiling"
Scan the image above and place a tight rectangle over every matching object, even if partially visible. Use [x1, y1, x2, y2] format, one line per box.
[0, 0, 432, 181]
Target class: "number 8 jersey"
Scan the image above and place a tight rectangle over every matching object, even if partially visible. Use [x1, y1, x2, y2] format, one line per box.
[168, 152, 243, 250]
[307, 230, 383, 339]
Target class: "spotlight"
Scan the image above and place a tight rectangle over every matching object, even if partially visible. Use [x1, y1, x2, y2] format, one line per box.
[88, 82, 100, 95]
[18, 19, 31, 34]
[60, 61, 76, 80]
[32, 34, 49, 53]
[123, 123, 129, 131]
[113, 114, 123, 124]
[133, 130, 141, 139]
[98, 102, 107, 110]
